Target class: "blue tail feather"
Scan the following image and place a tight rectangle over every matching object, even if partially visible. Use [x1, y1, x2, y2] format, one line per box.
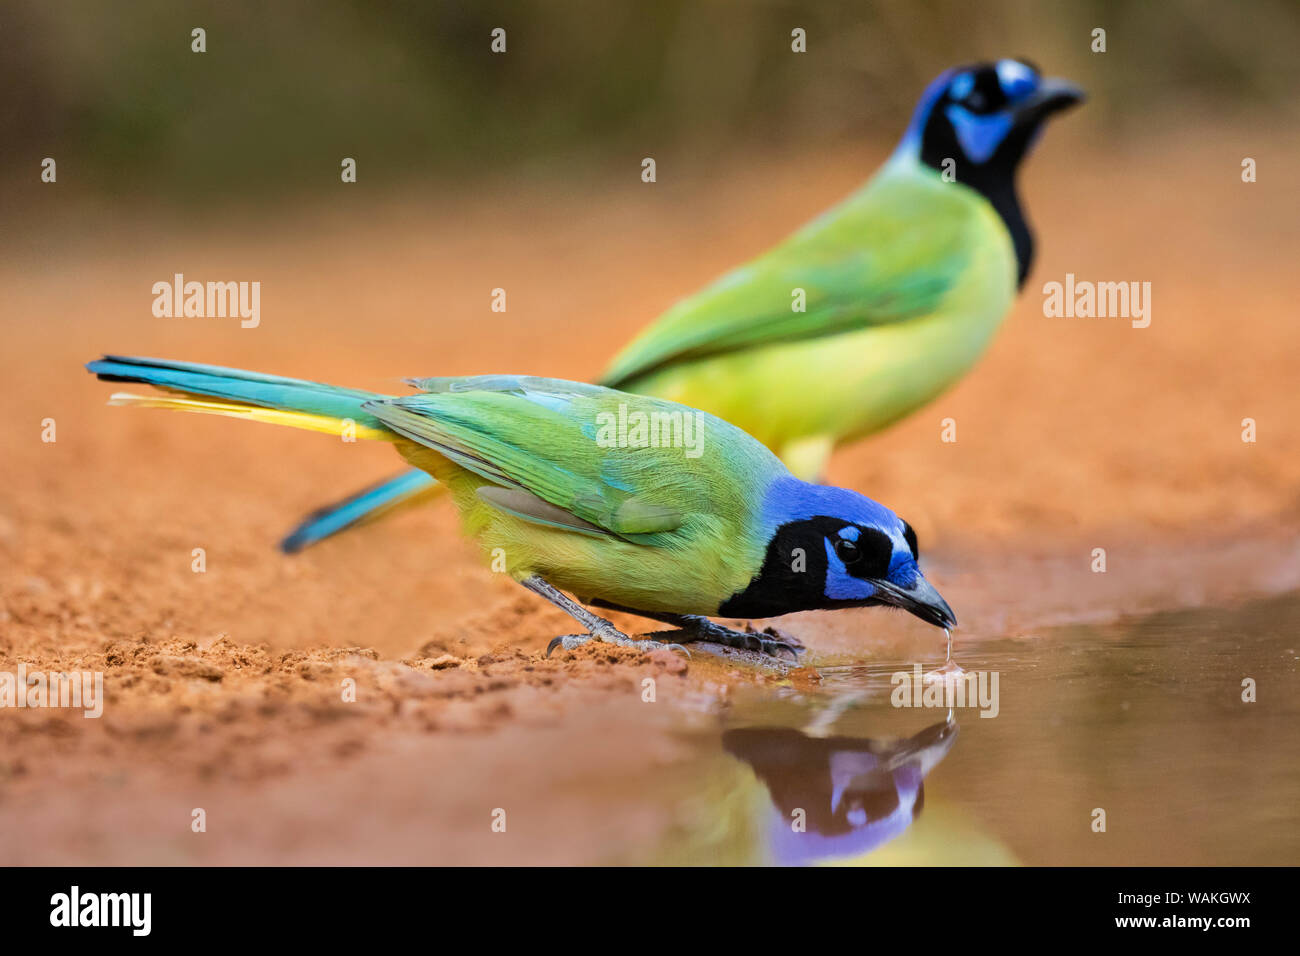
[86, 355, 385, 427]
[87, 355, 436, 555]
[280, 470, 437, 553]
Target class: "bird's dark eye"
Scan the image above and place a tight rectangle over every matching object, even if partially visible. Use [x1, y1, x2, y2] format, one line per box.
[834, 537, 861, 564]
[829, 526, 894, 579]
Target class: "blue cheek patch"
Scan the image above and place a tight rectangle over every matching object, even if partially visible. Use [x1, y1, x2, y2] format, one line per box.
[823, 540, 876, 602]
[945, 105, 1013, 164]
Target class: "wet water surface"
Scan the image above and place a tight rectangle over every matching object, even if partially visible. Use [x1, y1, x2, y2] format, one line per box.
[622, 593, 1300, 865]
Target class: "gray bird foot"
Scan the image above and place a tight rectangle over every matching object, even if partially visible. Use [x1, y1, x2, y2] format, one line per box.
[546, 628, 690, 658]
[743, 622, 806, 653]
[675, 618, 803, 661]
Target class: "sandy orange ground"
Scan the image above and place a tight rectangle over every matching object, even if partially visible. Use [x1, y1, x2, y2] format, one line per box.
[2, 127, 1298, 863]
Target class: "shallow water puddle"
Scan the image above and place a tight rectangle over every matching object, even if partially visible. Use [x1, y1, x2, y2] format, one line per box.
[620, 593, 1300, 865]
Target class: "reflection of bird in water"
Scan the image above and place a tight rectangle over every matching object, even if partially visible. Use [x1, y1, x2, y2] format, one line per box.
[722, 717, 957, 865]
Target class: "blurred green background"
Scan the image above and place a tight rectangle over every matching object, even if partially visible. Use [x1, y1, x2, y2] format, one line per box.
[4, 0, 1298, 205]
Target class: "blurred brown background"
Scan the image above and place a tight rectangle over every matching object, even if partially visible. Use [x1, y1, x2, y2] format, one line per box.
[3, 0, 1299, 206]
[1, 0, 1299, 867]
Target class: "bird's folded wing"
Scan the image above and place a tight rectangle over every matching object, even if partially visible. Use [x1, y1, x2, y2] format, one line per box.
[361, 386, 684, 539]
[599, 176, 974, 387]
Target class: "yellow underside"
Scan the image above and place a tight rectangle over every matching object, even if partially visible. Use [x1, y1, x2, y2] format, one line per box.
[625, 274, 1014, 480]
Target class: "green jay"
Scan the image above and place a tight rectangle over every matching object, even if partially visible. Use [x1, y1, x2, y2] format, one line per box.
[279, 58, 1083, 553]
[88, 356, 956, 658]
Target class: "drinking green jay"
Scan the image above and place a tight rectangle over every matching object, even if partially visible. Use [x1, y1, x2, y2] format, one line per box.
[87, 356, 956, 660]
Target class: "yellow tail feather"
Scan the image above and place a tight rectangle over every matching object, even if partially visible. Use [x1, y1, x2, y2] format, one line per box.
[107, 391, 392, 441]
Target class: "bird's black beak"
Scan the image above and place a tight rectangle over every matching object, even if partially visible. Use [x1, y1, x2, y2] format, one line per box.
[872, 577, 957, 630]
[1014, 77, 1086, 125]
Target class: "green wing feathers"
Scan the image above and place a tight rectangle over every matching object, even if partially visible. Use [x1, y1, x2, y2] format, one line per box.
[365, 379, 734, 540]
[600, 167, 978, 389]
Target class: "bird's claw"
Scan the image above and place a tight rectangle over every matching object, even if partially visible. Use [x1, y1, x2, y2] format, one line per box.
[752, 635, 802, 661]
[630, 638, 690, 657]
[687, 620, 804, 662]
[545, 634, 575, 657]
[744, 622, 806, 652]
